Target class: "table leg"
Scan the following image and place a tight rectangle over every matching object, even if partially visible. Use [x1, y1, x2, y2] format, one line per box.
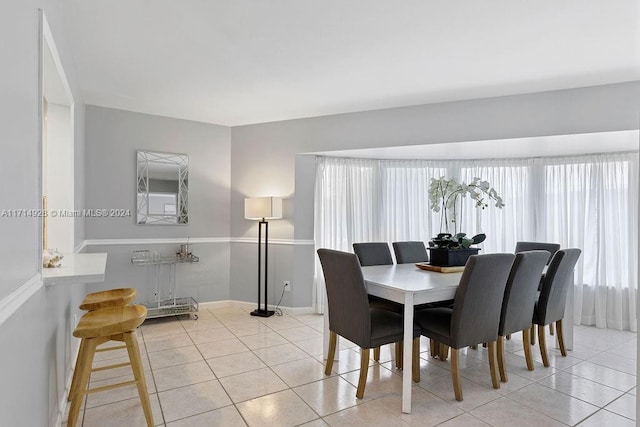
[402, 293, 414, 414]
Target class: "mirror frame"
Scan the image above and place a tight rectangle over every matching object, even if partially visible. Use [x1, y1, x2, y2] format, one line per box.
[136, 150, 189, 225]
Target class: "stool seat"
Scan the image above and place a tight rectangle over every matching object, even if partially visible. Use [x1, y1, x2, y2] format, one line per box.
[73, 305, 147, 339]
[79, 287, 137, 311]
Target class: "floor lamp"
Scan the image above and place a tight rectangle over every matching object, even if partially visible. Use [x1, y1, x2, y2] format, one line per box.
[244, 197, 282, 317]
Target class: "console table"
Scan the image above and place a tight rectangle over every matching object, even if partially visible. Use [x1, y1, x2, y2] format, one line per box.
[131, 250, 199, 320]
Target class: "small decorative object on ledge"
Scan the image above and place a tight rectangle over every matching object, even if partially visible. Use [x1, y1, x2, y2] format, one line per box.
[427, 177, 504, 266]
[43, 249, 63, 268]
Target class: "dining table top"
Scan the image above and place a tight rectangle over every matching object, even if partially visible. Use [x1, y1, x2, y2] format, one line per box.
[361, 263, 463, 295]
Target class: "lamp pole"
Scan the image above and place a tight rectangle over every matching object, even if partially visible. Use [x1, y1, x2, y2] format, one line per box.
[251, 217, 274, 317]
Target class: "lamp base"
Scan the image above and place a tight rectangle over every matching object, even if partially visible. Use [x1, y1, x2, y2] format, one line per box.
[250, 308, 275, 318]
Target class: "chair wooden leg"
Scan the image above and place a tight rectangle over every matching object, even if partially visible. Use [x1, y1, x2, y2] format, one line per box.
[549, 322, 555, 336]
[556, 319, 567, 356]
[439, 343, 449, 361]
[497, 336, 507, 383]
[325, 331, 337, 375]
[395, 342, 403, 369]
[530, 324, 536, 345]
[538, 324, 550, 367]
[429, 339, 437, 358]
[412, 337, 420, 383]
[522, 328, 534, 371]
[450, 348, 463, 401]
[68, 338, 98, 427]
[356, 348, 370, 399]
[373, 347, 380, 362]
[124, 331, 154, 427]
[488, 341, 500, 389]
[67, 338, 86, 401]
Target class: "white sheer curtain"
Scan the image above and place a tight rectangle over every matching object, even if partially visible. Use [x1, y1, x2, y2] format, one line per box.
[379, 160, 446, 243]
[455, 159, 532, 255]
[313, 151, 638, 331]
[313, 157, 380, 312]
[540, 153, 638, 330]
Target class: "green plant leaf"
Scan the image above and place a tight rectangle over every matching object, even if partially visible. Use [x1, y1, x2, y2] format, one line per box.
[460, 238, 473, 248]
[471, 233, 486, 244]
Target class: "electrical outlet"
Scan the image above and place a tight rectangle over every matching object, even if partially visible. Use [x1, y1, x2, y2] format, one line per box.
[283, 280, 291, 292]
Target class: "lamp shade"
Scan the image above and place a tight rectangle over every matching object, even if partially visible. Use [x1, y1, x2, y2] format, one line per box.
[244, 197, 283, 220]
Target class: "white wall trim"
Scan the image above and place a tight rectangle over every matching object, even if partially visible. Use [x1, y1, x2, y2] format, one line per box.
[83, 237, 230, 246]
[74, 240, 87, 253]
[231, 238, 315, 246]
[80, 237, 315, 246]
[0, 274, 43, 327]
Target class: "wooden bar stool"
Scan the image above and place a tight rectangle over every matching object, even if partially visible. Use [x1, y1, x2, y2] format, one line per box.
[67, 305, 153, 427]
[79, 287, 137, 311]
[68, 287, 137, 402]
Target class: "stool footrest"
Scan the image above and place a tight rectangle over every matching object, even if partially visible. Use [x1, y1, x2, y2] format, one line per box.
[96, 345, 127, 353]
[92, 361, 131, 372]
[86, 379, 139, 395]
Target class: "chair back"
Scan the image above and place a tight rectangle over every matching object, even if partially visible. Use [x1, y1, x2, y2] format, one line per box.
[515, 241, 561, 265]
[499, 251, 550, 336]
[317, 249, 372, 346]
[352, 242, 393, 266]
[450, 253, 515, 348]
[535, 248, 581, 325]
[392, 241, 429, 264]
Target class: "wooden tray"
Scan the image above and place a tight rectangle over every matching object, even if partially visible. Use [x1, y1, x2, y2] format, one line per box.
[415, 263, 465, 273]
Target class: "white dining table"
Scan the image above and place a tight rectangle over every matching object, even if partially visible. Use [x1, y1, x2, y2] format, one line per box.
[322, 261, 574, 414]
[323, 263, 462, 414]
[364, 264, 463, 413]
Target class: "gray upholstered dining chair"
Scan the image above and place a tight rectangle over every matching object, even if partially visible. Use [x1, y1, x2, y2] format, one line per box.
[317, 248, 421, 398]
[497, 250, 550, 382]
[532, 248, 581, 367]
[352, 241, 405, 360]
[352, 242, 394, 266]
[414, 253, 515, 401]
[514, 241, 561, 265]
[515, 241, 561, 337]
[392, 241, 429, 264]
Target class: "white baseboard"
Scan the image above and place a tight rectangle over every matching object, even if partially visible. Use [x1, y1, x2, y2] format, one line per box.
[198, 300, 315, 315]
[54, 337, 81, 427]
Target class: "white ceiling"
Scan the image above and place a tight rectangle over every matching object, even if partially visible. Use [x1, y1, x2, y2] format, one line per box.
[63, 1, 640, 126]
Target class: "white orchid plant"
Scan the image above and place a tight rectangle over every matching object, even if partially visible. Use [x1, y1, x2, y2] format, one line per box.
[428, 177, 504, 249]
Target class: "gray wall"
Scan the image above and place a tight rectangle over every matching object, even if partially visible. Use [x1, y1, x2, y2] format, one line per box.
[0, 1, 87, 426]
[83, 106, 232, 302]
[85, 105, 231, 239]
[230, 82, 640, 309]
[85, 242, 231, 303]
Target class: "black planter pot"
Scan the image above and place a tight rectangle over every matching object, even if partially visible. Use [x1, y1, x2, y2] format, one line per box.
[427, 247, 480, 267]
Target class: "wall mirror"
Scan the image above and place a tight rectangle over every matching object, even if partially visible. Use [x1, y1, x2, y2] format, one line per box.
[137, 150, 189, 225]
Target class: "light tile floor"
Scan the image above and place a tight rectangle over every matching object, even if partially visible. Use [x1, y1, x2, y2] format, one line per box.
[64, 306, 637, 426]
